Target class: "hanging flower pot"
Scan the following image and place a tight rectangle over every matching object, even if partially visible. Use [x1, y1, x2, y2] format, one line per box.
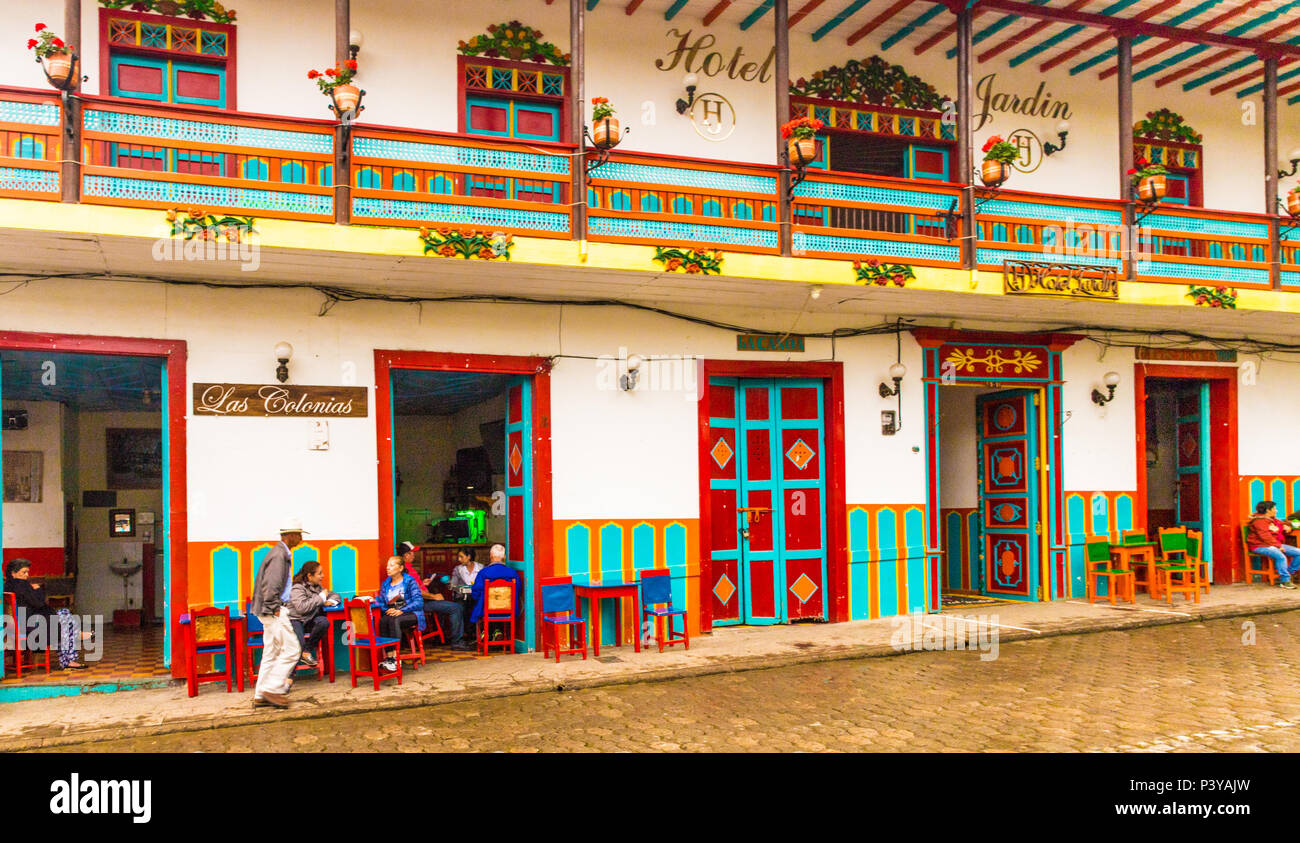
[788, 137, 817, 166]
[980, 159, 1010, 188]
[1136, 174, 1167, 203]
[332, 83, 361, 114]
[43, 51, 74, 85]
[1286, 188, 1300, 217]
[308, 59, 361, 115]
[27, 23, 75, 89]
[593, 117, 621, 149]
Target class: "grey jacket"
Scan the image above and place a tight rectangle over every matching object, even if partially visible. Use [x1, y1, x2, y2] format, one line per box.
[288, 581, 338, 621]
[250, 542, 292, 618]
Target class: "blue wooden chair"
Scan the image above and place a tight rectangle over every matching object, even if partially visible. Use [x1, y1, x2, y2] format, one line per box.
[540, 576, 587, 663]
[640, 570, 689, 653]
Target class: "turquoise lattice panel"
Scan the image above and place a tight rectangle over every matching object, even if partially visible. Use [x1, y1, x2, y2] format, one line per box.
[1281, 270, 1300, 288]
[594, 161, 774, 194]
[793, 181, 954, 211]
[589, 215, 776, 248]
[978, 247, 1120, 268]
[84, 175, 332, 215]
[796, 232, 959, 262]
[977, 199, 1122, 225]
[1136, 260, 1269, 284]
[83, 110, 332, 155]
[351, 137, 570, 176]
[0, 167, 58, 193]
[352, 197, 569, 232]
[1281, 227, 1300, 243]
[0, 101, 59, 127]
[1144, 213, 1268, 239]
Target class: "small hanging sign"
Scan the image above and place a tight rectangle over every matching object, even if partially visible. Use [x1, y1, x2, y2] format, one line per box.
[193, 384, 368, 418]
[1002, 260, 1118, 300]
[737, 334, 805, 352]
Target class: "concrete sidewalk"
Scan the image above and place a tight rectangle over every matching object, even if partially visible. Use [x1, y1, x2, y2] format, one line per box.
[3, 583, 1297, 751]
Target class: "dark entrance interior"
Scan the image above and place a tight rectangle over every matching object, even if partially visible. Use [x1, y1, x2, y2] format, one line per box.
[1, 350, 166, 684]
[1143, 378, 1213, 560]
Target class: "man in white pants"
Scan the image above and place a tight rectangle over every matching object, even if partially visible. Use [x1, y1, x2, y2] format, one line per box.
[250, 519, 306, 709]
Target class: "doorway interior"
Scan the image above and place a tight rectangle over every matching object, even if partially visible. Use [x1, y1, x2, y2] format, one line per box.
[377, 352, 550, 654]
[937, 383, 1047, 604]
[0, 349, 169, 684]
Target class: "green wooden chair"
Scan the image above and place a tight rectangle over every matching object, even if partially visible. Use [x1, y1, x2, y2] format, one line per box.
[1185, 529, 1210, 595]
[1085, 535, 1134, 605]
[1155, 526, 1199, 604]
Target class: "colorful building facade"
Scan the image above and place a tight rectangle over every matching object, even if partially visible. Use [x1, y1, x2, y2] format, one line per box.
[0, 0, 1298, 692]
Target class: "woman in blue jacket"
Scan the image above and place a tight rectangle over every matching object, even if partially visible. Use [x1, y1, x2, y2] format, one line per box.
[374, 556, 424, 672]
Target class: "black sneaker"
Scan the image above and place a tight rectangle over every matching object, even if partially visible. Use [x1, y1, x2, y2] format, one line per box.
[1280, 581, 1296, 590]
[451, 640, 476, 651]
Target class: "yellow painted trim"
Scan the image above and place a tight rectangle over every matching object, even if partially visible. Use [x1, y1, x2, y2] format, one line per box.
[0, 197, 1293, 312]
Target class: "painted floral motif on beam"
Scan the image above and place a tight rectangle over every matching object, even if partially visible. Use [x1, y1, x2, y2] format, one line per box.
[419, 227, 513, 260]
[167, 208, 254, 242]
[653, 246, 723, 275]
[790, 57, 948, 111]
[99, 0, 236, 23]
[944, 347, 1042, 375]
[458, 21, 569, 66]
[1133, 108, 1201, 144]
[1187, 285, 1237, 309]
[853, 258, 914, 287]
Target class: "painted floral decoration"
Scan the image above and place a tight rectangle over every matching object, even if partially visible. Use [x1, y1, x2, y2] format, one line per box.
[167, 208, 255, 242]
[458, 21, 570, 66]
[419, 227, 513, 260]
[853, 258, 914, 287]
[592, 96, 615, 122]
[1127, 156, 1169, 185]
[781, 116, 825, 141]
[981, 135, 1019, 165]
[307, 59, 358, 94]
[1187, 285, 1237, 309]
[99, 0, 237, 23]
[653, 246, 723, 275]
[1133, 108, 1202, 144]
[27, 23, 73, 60]
[790, 57, 948, 111]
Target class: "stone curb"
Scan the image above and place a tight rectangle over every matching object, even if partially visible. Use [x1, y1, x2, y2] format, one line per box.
[8, 600, 1294, 752]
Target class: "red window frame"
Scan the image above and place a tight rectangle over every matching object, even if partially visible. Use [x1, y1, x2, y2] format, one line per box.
[456, 55, 570, 143]
[99, 7, 237, 110]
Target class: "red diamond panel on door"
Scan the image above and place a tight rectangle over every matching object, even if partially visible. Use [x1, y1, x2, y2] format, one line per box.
[708, 379, 742, 624]
[777, 383, 827, 621]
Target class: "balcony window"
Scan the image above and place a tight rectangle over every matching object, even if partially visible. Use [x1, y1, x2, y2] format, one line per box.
[101, 9, 235, 110]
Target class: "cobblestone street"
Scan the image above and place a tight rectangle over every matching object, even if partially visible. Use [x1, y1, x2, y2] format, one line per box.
[44, 612, 1300, 753]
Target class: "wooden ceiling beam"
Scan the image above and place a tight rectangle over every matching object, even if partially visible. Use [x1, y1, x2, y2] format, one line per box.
[1038, 0, 1178, 73]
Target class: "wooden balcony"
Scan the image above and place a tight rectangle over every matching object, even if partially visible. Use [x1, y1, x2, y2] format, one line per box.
[0, 86, 1295, 293]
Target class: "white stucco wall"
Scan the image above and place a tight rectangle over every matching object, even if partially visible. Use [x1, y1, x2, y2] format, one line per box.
[1061, 341, 1137, 492]
[0, 399, 63, 548]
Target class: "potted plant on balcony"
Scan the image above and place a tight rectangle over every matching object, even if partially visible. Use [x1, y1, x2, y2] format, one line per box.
[1287, 184, 1300, 217]
[308, 59, 360, 114]
[980, 135, 1018, 188]
[1128, 157, 1168, 203]
[782, 116, 824, 166]
[591, 97, 620, 149]
[27, 23, 75, 89]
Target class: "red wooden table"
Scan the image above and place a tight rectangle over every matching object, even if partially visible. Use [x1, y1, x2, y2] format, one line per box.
[574, 581, 641, 657]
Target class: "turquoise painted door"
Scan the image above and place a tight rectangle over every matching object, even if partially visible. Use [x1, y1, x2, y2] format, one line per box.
[706, 378, 828, 625]
[503, 376, 534, 651]
[465, 97, 562, 203]
[1174, 382, 1212, 570]
[977, 390, 1041, 601]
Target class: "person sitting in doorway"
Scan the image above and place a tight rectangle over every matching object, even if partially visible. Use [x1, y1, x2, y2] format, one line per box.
[399, 541, 473, 651]
[3, 558, 91, 669]
[449, 548, 484, 632]
[374, 555, 424, 672]
[287, 560, 339, 668]
[470, 544, 523, 642]
[1247, 500, 1300, 590]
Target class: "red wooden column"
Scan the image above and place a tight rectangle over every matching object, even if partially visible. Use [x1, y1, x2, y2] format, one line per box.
[570, 0, 587, 241]
[61, 0, 81, 204]
[1117, 30, 1135, 281]
[1264, 51, 1281, 288]
[775, 0, 792, 256]
[334, 0, 350, 224]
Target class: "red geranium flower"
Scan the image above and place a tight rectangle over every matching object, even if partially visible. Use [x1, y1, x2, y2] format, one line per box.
[35, 23, 46, 32]
[345, 59, 357, 71]
[26, 39, 37, 49]
[1126, 168, 1137, 176]
[308, 70, 320, 79]
[51, 37, 64, 48]
[325, 68, 337, 76]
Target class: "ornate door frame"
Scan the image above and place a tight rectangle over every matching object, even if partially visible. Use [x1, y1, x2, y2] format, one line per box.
[914, 329, 1080, 611]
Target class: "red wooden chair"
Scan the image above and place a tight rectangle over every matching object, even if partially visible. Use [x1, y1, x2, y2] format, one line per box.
[184, 605, 233, 698]
[540, 576, 587, 663]
[477, 579, 516, 656]
[405, 609, 446, 667]
[3, 591, 51, 679]
[640, 569, 689, 652]
[345, 598, 401, 690]
[1242, 525, 1279, 586]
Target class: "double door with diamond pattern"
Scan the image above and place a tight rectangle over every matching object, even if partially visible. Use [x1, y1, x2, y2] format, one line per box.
[706, 377, 828, 625]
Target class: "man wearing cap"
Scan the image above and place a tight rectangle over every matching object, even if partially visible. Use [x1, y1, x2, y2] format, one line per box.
[403, 541, 474, 651]
[250, 519, 306, 708]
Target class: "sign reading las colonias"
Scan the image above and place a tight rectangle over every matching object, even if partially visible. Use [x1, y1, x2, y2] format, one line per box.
[194, 384, 369, 418]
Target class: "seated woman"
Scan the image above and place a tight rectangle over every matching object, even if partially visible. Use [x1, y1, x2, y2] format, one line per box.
[287, 560, 339, 668]
[3, 558, 90, 670]
[448, 548, 484, 632]
[374, 555, 424, 672]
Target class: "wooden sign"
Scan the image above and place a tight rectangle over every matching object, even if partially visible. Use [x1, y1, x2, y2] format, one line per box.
[737, 333, 805, 352]
[193, 384, 368, 418]
[1135, 348, 1237, 363]
[1002, 260, 1119, 300]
